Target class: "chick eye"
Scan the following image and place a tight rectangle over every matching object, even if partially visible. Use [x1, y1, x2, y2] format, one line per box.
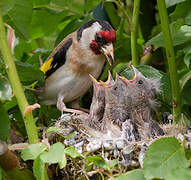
[138, 80, 143, 84]
[114, 86, 118, 91]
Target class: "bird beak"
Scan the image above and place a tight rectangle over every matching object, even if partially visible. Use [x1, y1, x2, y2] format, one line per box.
[115, 73, 119, 83]
[89, 74, 104, 92]
[119, 76, 128, 86]
[117, 66, 138, 85]
[105, 71, 114, 85]
[131, 66, 138, 80]
[89, 74, 99, 86]
[99, 80, 107, 87]
[101, 43, 114, 66]
[129, 65, 142, 83]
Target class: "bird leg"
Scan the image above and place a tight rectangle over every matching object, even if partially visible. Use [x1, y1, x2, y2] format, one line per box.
[57, 95, 88, 115]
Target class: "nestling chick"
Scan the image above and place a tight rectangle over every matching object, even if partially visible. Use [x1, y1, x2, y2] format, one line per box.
[86, 72, 124, 138]
[88, 71, 115, 131]
[120, 66, 164, 138]
[120, 66, 160, 111]
[88, 75, 106, 131]
[78, 66, 163, 140]
[102, 73, 140, 141]
[102, 74, 131, 127]
[37, 20, 116, 114]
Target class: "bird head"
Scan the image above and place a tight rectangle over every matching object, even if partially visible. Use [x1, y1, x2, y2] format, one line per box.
[119, 66, 161, 107]
[77, 20, 116, 66]
[99, 73, 129, 104]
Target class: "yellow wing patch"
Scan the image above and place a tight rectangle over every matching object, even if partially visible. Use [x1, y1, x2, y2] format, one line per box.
[40, 57, 53, 74]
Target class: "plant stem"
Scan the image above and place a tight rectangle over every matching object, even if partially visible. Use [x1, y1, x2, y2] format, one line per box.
[157, 0, 181, 123]
[131, 0, 141, 66]
[114, 0, 132, 30]
[0, 7, 39, 143]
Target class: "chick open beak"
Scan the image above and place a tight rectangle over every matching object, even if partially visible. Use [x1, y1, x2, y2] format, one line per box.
[101, 43, 114, 66]
[119, 76, 128, 86]
[89, 74, 101, 90]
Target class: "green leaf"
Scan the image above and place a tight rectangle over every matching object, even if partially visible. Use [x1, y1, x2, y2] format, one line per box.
[104, 2, 120, 29]
[166, 167, 191, 180]
[0, 104, 10, 141]
[147, 23, 191, 47]
[181, 78, 191, 105]
[120, 65, 163, 79]
[33, 154, 49, 180]
[1, 0, 15, 16]
[51, 0, 85, 13]
[86, 0, 102, 13]
[86, 156, 106, 168]
[165, 0, 186, 8]
[182, 44, 191, 68]
[0, 168, 2, 180]
[55, 17, 89, 46]
[3, 0, 33, 39]
[103, 159, 118, 170]
[40, 142, 66, 165]
[180, 70, 191, 91]
[173, 25, 191, 45]
[64, 146, 83, 158]
[58, 154, 67, 169]
[114, 33, 131, 61]
[63, 131, 76, 139]
[21, 143, 47, 161]
[15, 61, 44, 85]
[0, 77, 12, 102]
[184, 53, 191, 68]
[185, 10, 191, 25]
[112, 62, 128, 76]
[160, 74, 172, 105]
[136, 65, 163, 79]
[46, 126, 60, 133]
[50, 0, 68, 7]
[30, 8, 68, 39]
[143, 137, 189, 180]
[32, 0, 50, 8]
[170, 0, 191, 23]
[26, 51, 42, 68]
[86, 155, 117, 170]
[14, 40, 33, 61]
[110, 169, 146, 180]
[185, 149, 191, 160]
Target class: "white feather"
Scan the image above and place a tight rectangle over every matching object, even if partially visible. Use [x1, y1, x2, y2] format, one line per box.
[79, 22, 102, 51]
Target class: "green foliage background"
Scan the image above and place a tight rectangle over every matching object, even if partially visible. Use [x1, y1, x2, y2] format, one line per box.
[0, 0, 191, 179]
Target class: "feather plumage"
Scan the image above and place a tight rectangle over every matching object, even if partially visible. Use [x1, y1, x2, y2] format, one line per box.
[37, 20, 116, 114]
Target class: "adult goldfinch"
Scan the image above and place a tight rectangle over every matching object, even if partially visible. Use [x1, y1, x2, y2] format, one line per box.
[37, 20, 116, 114]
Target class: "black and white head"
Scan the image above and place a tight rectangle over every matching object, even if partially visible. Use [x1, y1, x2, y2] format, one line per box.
[77, 20, 116, 65]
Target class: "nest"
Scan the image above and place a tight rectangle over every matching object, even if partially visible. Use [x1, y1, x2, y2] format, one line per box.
[43, 114, 190, 180]
[43, 67, 190, 179]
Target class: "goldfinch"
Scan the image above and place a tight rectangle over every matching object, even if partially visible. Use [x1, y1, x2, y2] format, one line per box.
[37, 20, 116, 114]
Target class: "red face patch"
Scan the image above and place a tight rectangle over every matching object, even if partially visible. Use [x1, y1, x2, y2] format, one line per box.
[90, 29, 116, 55]
[90, 40, 101, 55]
[98, 29, 116, 43]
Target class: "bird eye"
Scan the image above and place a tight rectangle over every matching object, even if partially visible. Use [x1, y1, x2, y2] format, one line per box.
[138, 80, 143, 84]
[95, 33, 106, 46]
[114, 86, 118, 91]
[95, 33, 102, 41]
